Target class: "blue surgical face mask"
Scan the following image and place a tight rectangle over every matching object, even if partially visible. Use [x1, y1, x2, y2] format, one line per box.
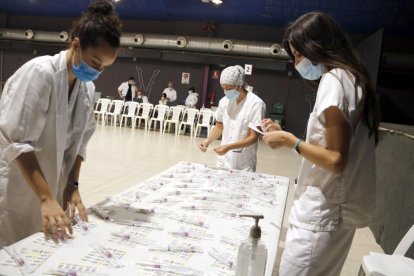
[295, 57, 324, 80]
[72, 49, 102, 82]
[224, 89, 240, 101]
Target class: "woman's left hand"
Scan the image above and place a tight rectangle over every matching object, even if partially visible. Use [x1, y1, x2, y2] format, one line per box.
[262, 130, 295, 149]
[62, 187, 88, 222]
[214, 145, 230, 156]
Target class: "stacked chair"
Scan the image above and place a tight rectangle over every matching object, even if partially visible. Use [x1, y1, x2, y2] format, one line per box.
[195, 109, 215, 137]
[178, 108, 200, 137]
[135, 103, 153, 131]
[148, 104, 169, 132]
[120, 101, 139, 128]
[94, 98, 112, 124]
[105, 100, 124, 126]
[94, 97, 217, 138]
[163, 106, 184, 135]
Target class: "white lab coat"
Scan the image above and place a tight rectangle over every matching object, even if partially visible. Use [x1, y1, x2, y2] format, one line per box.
[118, 82, 137, 98]
[185, 92, 198, 108]
[0, 50, 96, 247]
[85, 81, 95, 94]
[163, 87, 177, 103]
[215, 92, 265, 171]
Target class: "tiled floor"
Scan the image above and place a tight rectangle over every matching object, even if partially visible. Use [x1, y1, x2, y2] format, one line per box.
[79, 124, 383, 275]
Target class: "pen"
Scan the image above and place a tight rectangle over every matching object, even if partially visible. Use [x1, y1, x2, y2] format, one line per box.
[174, 183, 201, 189]
[180, 204, 216, 211]
[149, 244, 203, 253]
[136, 261, 198, 275]
[169, 231, 214, 240]
[115, 219, 163, 230]
[192, 195, 225, 202]
[170, 215, 209, 228]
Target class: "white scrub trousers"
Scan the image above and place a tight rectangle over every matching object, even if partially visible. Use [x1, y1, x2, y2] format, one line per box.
[279, 224, 355, 276]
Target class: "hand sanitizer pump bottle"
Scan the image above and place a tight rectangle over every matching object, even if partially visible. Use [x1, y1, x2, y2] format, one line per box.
[235, 214, 268, 276]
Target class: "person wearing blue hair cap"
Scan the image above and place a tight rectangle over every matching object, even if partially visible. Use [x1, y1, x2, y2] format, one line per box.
[198, 65, 265, 171]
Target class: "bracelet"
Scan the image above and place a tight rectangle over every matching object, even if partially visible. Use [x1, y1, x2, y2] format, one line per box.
[293, 139, 303, 154]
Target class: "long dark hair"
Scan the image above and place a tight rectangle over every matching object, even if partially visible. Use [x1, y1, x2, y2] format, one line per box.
[71, 0, 122, 50]
[283, 12, 380, 144]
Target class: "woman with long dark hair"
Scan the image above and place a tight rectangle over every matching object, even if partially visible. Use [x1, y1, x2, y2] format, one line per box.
[262, 12, 380, 275]
[0, 0, 122, 247]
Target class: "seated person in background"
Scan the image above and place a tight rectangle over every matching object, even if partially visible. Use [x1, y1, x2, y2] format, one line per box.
[159, 93, 168, 105]
[134, 89, 149, 104]
[163, 81, 177, 103]
[185, 87, 198, 108]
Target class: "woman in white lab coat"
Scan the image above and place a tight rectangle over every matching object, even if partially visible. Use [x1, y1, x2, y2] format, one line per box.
[0, 0, 122, 247]
[199, 65, 265, 171]
[262, 12, 380, 275]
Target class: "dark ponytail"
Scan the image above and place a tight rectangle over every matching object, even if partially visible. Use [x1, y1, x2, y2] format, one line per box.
[71, 0, 122, 50]
[283, 12, 380, 144]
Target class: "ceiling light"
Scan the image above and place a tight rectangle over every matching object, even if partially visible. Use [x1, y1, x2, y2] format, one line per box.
[201, 0, 222, 4]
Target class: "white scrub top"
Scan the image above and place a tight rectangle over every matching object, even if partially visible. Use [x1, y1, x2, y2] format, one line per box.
[290, 68, 377, 232]
[185, 92, 198, 107]
[0, 50, 96, 247]
[163, 87, 177, 103]
[215, 92, 265, 172]
[136, 95, 149, 103]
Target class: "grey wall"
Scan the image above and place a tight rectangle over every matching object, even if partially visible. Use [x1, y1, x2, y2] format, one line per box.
[1, 13, 413, 134]
[0, 48, 313, 137]
[371, 127, 414, 254]
[96, 58, 204, 106]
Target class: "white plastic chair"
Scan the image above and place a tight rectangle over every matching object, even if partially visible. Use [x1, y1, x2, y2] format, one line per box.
[120, 101, 139, 128]
[179, 108, 199, 136]
[135, 103, 153, 130]
[105, 100, 124, 126]
[163, 106, 184, 135]
[360, 224, 414, 276]
[148, 105, 169, 132]
[93, 98, 111, 124]
[195, 109, 215, 137]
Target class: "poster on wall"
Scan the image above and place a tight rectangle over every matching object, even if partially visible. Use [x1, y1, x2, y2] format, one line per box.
[212, 70, 220, 79]
[182, 72, 190, 84]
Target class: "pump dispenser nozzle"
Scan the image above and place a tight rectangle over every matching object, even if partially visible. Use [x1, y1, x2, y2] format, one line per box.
[239, 214, 264, 239]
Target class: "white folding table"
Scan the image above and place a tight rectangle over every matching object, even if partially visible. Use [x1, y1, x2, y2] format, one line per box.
[0, 162, 289, 276]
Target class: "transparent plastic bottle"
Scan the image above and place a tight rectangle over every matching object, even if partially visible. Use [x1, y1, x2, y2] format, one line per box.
[235, 215, 268, 276]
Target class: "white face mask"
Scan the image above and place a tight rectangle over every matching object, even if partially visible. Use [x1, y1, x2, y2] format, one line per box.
[295, 57, 324, 80]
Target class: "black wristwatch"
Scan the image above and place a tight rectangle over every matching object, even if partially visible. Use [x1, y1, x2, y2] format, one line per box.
[68, 181, 79, 190]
